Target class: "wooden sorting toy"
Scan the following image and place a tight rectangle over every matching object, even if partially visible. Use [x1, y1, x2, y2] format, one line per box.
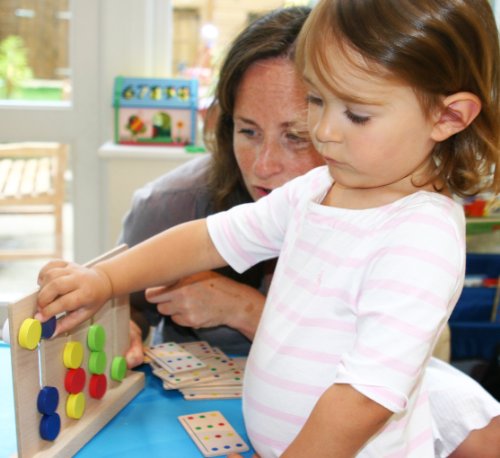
[7, 245, 145, 457]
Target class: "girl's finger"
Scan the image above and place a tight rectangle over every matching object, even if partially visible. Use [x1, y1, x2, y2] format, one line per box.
[37, 260, 69, 284]
[54, 307, 93, 336]
[37, 273, 78, 308]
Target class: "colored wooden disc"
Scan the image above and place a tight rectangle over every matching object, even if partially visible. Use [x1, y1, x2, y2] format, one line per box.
[37, 386, 59, 415]
[66, 392, 86, 419]
[110, 356, 127, 382]
[87, 324, 106, 352]
[39, 413, 61, 441]
[89, 374, 107, 399]
[18, 318, 42, 350]
[63, 341, 84, 369]
[88, 351, 107, 375]
[41, 316, 57, 339]
[64, 367, 86, 394]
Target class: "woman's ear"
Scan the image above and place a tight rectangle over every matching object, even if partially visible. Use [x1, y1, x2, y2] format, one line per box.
[431, 92, 481, 142]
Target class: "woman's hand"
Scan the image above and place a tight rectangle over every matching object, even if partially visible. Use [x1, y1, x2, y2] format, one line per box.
[145, 271, 265, 340]
[36, 260, 113, 336]
[125, 320, 145, 368]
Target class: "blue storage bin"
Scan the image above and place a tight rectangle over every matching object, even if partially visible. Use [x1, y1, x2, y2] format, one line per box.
[449, 253, 500, 360]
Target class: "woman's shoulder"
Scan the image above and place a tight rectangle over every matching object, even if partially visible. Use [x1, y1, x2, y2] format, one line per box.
[147, 154, 212, 194]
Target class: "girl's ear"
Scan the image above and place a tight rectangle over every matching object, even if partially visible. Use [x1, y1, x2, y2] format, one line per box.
[431, 92, 481, 142]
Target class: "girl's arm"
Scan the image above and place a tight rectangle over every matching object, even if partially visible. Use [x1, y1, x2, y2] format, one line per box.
[36, 219, 227, 335]
[282, 383, 392, 458]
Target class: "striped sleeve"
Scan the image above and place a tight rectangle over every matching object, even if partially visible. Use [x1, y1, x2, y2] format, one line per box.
[206, 167, 323, 273]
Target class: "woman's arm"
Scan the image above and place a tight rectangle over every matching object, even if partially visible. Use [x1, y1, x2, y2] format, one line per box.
[146, 271, 265, 340]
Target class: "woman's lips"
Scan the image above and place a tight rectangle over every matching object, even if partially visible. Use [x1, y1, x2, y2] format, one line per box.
[253, 186, 272, 198]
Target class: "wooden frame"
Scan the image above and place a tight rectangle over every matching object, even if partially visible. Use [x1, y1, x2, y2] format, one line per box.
[0, 142, 68, 260]
[8, 246, 145, 457]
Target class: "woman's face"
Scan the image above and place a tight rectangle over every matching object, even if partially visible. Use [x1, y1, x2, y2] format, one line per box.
[233, 58, 324, 201]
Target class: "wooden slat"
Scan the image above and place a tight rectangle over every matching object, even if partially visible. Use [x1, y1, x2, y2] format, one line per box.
[34, 157, 51, 195]
[19, 158, 38, 196]
[3, 159, 24, 197]
[0, 158, 12, 195]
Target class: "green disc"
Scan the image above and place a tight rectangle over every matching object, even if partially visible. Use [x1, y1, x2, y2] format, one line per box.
[88, 351, 107, 375]
[87, 324, 106, 352]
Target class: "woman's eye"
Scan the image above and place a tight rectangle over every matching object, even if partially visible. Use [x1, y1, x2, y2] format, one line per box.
[286, 132, 311, 146]
[237, 128, 257, 137]
[345, 110, 370, 125]
[306, 94, 323, 106]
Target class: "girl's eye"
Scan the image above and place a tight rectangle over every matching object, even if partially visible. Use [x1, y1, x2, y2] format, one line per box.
[306, 94, 323, 106]
[345, 110, 370, 125]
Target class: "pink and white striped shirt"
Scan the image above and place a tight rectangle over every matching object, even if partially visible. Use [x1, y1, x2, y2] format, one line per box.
[207, 166, 465, 457]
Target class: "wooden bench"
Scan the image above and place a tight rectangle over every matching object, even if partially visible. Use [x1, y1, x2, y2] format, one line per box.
[0, 142, 68, 260]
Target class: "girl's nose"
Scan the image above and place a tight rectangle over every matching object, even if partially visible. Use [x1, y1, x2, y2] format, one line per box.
[312, 109, 341, 144]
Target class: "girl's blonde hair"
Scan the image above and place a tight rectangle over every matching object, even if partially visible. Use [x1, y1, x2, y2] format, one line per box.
[296, 0, 500, 197]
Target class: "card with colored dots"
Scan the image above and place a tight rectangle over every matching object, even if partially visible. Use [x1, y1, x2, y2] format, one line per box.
[155, 355, 235, 389]
[178, 411, 249, 457]
[146, 341, 246, 399]
[144, 342, 207, 374]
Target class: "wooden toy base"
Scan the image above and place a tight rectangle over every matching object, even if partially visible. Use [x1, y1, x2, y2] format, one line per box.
[8, 246, 145, 457]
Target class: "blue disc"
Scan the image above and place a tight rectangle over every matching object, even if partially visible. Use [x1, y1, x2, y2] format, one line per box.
[37, 386, 59, 415]
[39, 413, 61, 441]
[41, 316, 57, 339]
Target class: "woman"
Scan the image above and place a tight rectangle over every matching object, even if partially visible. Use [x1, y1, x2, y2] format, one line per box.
[119, 6, 500, 456]
[121, 6, 322, 358]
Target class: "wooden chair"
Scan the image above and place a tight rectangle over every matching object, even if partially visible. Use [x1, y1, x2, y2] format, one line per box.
[0, 142, 68, 260]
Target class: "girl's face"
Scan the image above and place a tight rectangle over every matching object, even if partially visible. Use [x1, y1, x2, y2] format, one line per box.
[233, 58, 324, 201]
[304, 45, 440, 203]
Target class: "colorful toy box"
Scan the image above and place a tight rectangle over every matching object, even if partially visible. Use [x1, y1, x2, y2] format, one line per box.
[113, 76, 198, 146]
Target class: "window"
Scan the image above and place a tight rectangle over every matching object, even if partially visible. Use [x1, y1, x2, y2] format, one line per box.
[0, 0, 71, 102]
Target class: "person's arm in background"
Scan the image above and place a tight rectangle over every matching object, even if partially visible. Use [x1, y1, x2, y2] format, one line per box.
[125, 269, 267, 368]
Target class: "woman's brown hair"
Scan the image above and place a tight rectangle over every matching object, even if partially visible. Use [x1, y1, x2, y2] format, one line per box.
[296, 0, 500, 197]
[207, 6, 311, 211]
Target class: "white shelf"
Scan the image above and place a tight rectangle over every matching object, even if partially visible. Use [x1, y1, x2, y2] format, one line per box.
[98, 140, 205, 160]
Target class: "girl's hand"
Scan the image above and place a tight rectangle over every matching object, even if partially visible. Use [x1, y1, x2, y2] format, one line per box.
[36, 260, 113, 336]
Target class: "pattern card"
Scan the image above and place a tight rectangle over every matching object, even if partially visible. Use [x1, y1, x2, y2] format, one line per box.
[159, 355, 235, 388]
[145, 342, 206, 374]
[146, 340, 246, 399]
[178, 411, 249, 457]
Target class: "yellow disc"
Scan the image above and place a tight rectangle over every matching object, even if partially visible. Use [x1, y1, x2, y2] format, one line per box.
[66, 392, 86, 419]
[18, 318, 42, 350]
[63, 341, 84, 369]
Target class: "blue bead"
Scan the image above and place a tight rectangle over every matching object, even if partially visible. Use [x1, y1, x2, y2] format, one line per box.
[41, 316, 57, 339]
[37, 386, 59, 414]
[39, 413, 61, 441]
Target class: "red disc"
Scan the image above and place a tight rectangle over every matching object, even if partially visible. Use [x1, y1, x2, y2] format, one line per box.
[64, 367, 86, 394]
[89, 374, 107, 399]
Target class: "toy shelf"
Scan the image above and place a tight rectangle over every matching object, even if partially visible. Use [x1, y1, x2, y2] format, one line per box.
[466, 216, 500, 236]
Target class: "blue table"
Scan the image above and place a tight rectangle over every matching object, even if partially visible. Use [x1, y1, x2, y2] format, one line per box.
[0, 343, 254, 458]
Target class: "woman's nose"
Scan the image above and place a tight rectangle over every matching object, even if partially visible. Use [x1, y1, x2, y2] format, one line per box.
[253, 142, 284, 178]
